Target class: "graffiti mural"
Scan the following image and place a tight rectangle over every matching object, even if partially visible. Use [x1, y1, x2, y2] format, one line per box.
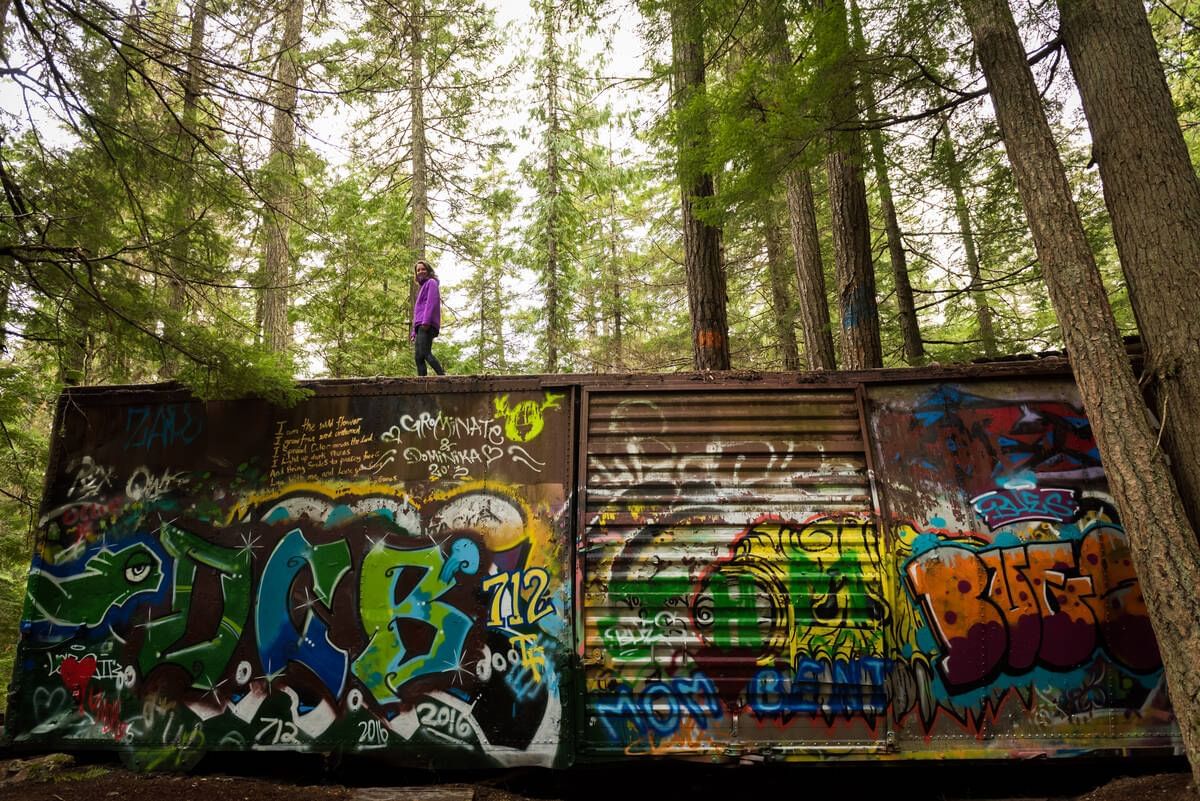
[8, 375, 1183, 767]
[585, 510, 894, 751]
[906, 521, 1158, 689]
[9, 386, 573, 768]
[872, 383, 1173, 753]
[581, 388, 890, 756]
[580, 382, 1176, 760]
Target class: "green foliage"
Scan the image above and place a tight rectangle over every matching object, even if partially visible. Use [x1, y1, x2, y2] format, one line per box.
[451, 153, 516, 374]
[297, 169, 417, 378]
[1150, 1, 1200, 168]
[0, 0, 310, 400]
[0, 363, 53, 698]
[334, 0, 510, 233]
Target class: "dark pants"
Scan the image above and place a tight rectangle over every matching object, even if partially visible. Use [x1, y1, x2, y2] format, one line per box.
[414, 325, 444, 376]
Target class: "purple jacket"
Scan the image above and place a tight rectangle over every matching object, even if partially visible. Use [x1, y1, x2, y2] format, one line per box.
[412, 277, 441, 335]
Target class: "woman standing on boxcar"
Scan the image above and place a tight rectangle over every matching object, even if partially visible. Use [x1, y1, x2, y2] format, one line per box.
[410, 259, 446, 376]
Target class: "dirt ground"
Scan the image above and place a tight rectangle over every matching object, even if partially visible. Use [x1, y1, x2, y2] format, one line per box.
[0, 753, 1194, 801]
[1073, 773, 1195, 801]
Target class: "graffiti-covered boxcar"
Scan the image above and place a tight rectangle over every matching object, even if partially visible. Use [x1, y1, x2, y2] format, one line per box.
[4, 362, 1179, 768]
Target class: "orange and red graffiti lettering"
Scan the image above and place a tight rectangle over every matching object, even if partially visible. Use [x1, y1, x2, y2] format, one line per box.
[905, 523, 1159, 689]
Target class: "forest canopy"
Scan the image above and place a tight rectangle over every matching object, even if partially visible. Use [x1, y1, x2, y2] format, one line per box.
[2, 0, 1200, 727]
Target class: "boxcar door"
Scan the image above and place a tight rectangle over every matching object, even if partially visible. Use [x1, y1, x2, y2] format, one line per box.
[579, 386, 890, 759]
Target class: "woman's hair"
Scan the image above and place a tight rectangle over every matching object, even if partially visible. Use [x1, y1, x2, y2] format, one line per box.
[415, 259, 435, 278]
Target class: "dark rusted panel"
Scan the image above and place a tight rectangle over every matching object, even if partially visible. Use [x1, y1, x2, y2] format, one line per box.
[866, 378, 1175, 756]
[10, 380, 577, 769]
[580, 388, 885, 757]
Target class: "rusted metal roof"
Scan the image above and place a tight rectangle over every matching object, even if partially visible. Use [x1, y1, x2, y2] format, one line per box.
[53, 352, 1094, 407]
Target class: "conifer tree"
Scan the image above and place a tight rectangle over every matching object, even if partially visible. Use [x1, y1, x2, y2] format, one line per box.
[848, 0, 923, 364]
[819, 0, 881, 369]
[670, 0, 729, 370]
[260, 0, 304, 354]
[1058, 0, 1200, 534]
[958, 0, 1200, 783]
[759, 0, 837, 369]
[936, 121, 997, 357]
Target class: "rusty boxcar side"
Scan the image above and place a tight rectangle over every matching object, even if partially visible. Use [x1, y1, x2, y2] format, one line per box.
[3, 362, 1180, 768]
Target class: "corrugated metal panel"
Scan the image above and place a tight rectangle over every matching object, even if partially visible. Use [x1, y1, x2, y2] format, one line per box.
[580, 389, 887, 757]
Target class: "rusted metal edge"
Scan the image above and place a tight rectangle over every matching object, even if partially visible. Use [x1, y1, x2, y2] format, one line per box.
[54, 350, 1118, 407]
[55, 375, 579, 405]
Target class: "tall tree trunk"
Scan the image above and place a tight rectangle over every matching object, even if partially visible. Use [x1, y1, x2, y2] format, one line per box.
[765, 214, 801, 370]
[783, 170, 836, 370]
[671, 0, 729, 371]
[823, 1, 882, 370]
[848, 0, 923, 365]
[2, 0, 15, 356]
[959, 0, 1200, 786]
[0, 0, 11, 60]
[161, 0, 208, 377]
[0, 266, 8, 355]
[542, 2, 562, 372]
[939, 122, 997, 357]
[409, 0, 427, 263]
[2, 0, 17, 360]
[489, 254, 504, 371]
[607, 145, 624, 371]
[407, 0, 427, 331]
[584, 282, 600, 372]
[610, 247, 623, 370]
[261, 0, 303, 353]
[1058, 0, 1200, 535]
[472, 263, 482, 366]
[761, 0, 836, 369]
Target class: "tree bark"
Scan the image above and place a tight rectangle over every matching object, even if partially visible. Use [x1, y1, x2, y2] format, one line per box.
[960, 0, 1200, 787]
[824, 1, 882, 370]
[0, 0, 11, 60]
[541, 2, 562, 372]
[1058, 0, 1200, 535]
[765, 214, 801, 370]
[760, 0, 836, 370]
[161, 0, 208, 377]
[261, 0, 303, 353]
[783, 170, 837, 370]
[0, 266, 7, 355]
[409, 0, 427, 263]
[848, 0, 923, 365]
[671, 0, 729, 371]
[939, 122, 997, 357]
[607, 143, 624, 371]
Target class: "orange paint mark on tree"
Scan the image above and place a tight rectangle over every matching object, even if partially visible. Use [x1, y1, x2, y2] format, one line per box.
[696, 329, 725, 350]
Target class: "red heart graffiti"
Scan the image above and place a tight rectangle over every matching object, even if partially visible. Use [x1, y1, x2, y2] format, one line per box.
[60, 655, 97, 700]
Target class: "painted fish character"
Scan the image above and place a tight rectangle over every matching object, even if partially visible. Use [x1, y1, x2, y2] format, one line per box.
[27, 541, 163, 628]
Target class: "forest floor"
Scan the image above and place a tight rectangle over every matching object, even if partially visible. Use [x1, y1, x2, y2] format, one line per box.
[0, 750, 1194, 801]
